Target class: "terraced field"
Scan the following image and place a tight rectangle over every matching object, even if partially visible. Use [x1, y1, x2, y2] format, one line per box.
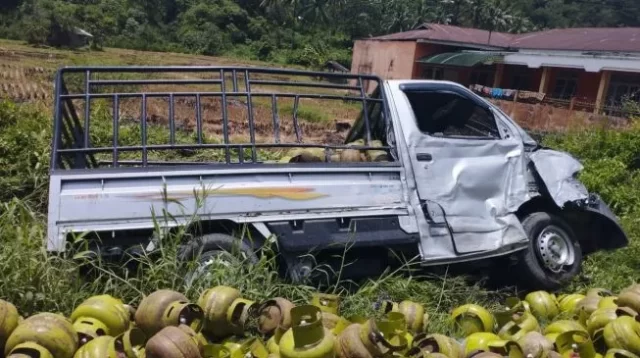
[0, 39, 361, 148]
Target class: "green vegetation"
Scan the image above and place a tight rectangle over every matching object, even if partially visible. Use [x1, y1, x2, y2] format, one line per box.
[1, 98, 639, 332]
[280, 101, 329, 123]
[2, 0, 639, 70]
[544, 125, 640, 292]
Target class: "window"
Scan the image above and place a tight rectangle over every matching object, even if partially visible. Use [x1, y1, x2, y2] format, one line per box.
[607, 73, 640, 107]
[552, 71, 578, 99]
[509, 67, 535, 90]
[421, 66, 444, 80]
[470, 67, 495, 87]
[470, 71, 490, 86]
[404, 91, 501, 139]
[510, 73, 532, 90]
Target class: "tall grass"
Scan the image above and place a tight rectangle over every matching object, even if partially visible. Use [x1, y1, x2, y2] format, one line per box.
[0, 99, 639, 337]
[544, 124, 640, 292]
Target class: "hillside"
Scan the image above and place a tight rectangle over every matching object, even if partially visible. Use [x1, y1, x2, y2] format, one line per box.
[1, 0, 640, 70]
[0, 39, 362, 150]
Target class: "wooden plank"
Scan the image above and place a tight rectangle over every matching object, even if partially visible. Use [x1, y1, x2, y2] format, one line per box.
[538, 67, 550, 93]
[594, 71, 611, 114]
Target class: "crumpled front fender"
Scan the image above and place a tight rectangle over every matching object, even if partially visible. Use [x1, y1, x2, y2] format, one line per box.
[529, 149, 589, 207]
[529, 148, 628, 251]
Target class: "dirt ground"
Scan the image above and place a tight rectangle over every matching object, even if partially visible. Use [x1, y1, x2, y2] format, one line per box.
[0, 39, 363, 147]
[5, 39, 623, 150]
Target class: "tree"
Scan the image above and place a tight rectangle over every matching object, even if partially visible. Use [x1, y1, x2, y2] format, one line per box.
[2, 0, 640, 69]
[19, 0, 80, 46]
[0, 0, 23, 11]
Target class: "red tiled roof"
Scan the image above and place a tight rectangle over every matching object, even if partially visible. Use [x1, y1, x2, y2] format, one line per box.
[510, 27, 640, 52]
[372, 23, 514, 48]
[370, 23, 640, 53]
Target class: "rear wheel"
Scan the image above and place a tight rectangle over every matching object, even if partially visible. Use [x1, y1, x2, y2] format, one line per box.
[180, 233, 258, 288]
[516, 212, 582, 291]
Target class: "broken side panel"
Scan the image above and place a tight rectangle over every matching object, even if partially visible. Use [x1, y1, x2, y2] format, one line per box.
[388, 80, 530, 257]
[529, 149, 589, 207]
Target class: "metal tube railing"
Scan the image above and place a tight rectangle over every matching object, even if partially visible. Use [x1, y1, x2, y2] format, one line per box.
[51, 66, 391, 170]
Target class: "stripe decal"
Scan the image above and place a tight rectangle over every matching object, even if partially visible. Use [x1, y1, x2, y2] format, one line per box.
[129, 186, 328, 201]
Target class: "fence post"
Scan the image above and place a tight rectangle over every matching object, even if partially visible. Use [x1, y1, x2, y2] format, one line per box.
[594, 71, 611, 114]
[509, 90, 519, 118]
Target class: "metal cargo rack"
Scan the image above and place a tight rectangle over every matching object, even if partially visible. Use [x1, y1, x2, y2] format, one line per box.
[51, 66, 395, 171]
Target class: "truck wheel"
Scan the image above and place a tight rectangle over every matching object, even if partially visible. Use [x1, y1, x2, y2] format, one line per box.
[180, 233, 258, 287]
[516, 212, 583, 291]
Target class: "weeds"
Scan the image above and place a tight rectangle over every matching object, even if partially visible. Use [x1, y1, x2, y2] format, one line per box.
[0, 100, 51, 208]
[280, 101, 330, 123]
[1, 98, 640, 337]
[544, 124, 640, 293]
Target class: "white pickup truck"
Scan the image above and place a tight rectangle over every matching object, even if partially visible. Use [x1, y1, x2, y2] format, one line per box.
[46, 66, 628, 290]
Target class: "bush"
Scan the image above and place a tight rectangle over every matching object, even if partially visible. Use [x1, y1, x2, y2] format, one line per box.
[542, 124, 640, 291]
[0, 99, 639, 328]
[0, 101, 51, 208]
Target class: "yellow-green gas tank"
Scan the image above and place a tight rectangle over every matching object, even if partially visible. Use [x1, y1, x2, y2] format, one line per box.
[279, 305, 335, 358]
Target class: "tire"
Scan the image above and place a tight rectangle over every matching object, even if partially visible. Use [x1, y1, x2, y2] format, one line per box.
[515, 212, 583, 291]
[179, 233, 259, 287]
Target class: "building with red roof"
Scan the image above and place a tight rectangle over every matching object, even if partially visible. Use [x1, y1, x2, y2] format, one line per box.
[351, 23, 640, 114]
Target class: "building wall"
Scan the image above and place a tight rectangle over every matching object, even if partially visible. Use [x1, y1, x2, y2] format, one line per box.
[411, 43, 450, 78]
[350, 40, 418, 92]
[545, 67, 558, 93]
[576, 71, 602, 101]
[351, 40, 622, 104]
[497, 65, 542, 91]
[496, 66, 509, 88]
[542, 67, 599, 100]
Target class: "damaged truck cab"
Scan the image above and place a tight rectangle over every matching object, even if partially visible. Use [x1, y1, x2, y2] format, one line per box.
[46, 67, 628, 291]
[371, 80, 628, 289]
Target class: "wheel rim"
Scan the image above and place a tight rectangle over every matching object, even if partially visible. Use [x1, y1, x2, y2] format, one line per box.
[536, 225, 575, 273]
[185, 251, 235, 287]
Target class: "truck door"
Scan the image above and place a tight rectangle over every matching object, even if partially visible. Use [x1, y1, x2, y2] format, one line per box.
[388, 81, 530, 256]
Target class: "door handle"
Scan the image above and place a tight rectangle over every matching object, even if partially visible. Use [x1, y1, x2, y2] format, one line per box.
[416, 153, 433, 162]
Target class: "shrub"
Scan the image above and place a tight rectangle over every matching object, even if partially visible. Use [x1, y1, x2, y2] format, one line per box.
[542, 124, 640, 291]
[0, 101, 51, 208]
[0, 99, 639, 328]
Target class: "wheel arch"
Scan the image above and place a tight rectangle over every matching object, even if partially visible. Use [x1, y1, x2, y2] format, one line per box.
[182, 220, 271, 251]
[560, 208, 628, 254]
[516, 196, 628, 255]
[516, 196, 561, 220]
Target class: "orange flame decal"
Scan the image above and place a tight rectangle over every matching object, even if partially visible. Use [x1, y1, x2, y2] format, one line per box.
[130, 186, 328, 201]
[207, 187, 328, 200]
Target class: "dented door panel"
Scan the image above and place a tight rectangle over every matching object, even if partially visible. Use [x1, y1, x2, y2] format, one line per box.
[408, 135, 529, 253]
[387, 80, 530, 256]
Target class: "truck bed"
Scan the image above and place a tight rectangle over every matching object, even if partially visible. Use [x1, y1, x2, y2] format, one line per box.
[48, 163, 408, 251]
[47, 66, 407, 251]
